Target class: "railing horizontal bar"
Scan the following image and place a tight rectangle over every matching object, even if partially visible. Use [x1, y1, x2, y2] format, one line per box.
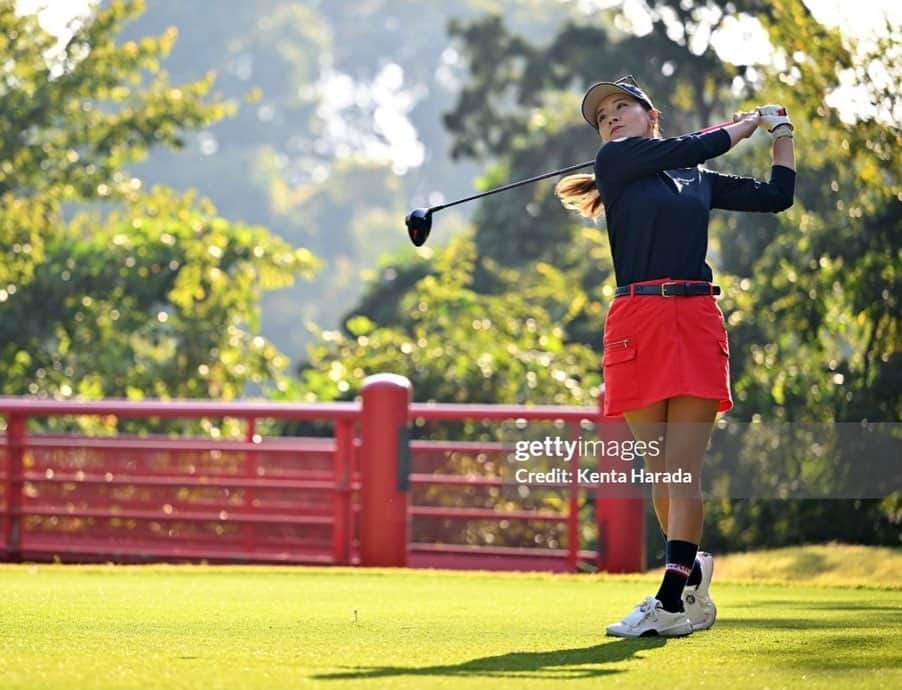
[409, 506, 567, 522]
[17, 469, 353, 482]
[408, 474, 598, 491]
[24, 503, 333, 519]
[0, 399, 601, 423]
[408, 474, 507, 487]
[17, 541, 337, 564]
[409, 403, 598, 422]
[21, 436, 337, 452]
[20, 507, 335, 525]
[409, 440, 509, 452]
[0, 398, 361, 420]
[22, 472, 350, 492]
[410, 543, 597, 560]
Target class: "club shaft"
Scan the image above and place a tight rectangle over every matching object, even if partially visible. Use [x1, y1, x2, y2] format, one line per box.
[430, 160, 593, 213]
[428, 119, 733, 215]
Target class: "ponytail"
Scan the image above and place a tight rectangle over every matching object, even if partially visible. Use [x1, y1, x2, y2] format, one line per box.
[555, 174, 603, 220]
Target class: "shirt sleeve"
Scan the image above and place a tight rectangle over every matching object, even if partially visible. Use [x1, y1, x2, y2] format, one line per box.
[595, 129, 731, 184]
[705, 165, 796, 212]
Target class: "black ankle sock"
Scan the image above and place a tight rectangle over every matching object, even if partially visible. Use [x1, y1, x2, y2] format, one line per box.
[656, 540, 698, 612]
[663, 532, 702, 588]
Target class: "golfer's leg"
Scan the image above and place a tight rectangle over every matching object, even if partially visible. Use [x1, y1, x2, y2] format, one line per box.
[650, 395, 718, 614]
[663, 395, 718, 542]
[607, 398, 694, 638]
[623, 399, 668, 533]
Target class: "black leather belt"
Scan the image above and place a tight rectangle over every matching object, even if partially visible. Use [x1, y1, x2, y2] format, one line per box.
[615, 282, 721, 298]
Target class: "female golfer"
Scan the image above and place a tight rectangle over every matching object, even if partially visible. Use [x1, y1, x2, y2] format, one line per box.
[556, 75, 796, 637]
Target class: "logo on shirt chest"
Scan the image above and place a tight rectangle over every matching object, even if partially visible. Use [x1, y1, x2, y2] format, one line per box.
[661, 170, 698, 192]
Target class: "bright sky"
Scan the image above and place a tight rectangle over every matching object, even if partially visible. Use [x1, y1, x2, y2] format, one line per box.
[16, 0, 900, 172]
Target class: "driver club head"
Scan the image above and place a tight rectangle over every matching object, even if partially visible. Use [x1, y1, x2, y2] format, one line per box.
[405, 208, 432, 246]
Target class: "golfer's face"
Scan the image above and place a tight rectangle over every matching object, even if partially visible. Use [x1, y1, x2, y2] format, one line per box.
[595, 94, 650, 142]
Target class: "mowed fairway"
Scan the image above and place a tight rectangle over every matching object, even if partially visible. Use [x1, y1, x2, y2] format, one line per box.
[1, 564, 900, 690]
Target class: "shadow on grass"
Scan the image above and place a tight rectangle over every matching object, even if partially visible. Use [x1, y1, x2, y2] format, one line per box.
[312, 638, 667, 682]
[769, 634, 902, 671]
[729, 600, 901, 612]
[716, 601, 902, 673]
[719, 626, 902, 672]
[801, 602, 902, 612]
[716, 610, 901, 631]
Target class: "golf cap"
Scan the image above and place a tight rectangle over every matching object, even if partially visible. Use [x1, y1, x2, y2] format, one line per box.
[581, 75, 655, 129]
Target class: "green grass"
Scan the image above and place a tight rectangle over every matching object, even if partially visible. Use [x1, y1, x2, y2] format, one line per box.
[703, 544, 902, 589]
[0, 552, 900, 690]
[622, 543, 902, 589]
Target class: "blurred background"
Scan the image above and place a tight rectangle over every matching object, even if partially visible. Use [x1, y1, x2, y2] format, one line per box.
[1, 0, 899, 555]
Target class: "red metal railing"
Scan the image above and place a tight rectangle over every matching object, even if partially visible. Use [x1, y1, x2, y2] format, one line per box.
[0, 400, 359, 566]
[407, 404, 603, 573]
[0, 377, 644, 572]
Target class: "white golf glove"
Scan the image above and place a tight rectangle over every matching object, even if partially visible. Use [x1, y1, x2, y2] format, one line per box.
[756, 104, 793, 142]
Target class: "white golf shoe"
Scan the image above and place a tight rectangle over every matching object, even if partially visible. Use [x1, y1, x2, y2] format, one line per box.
[605, 596, 693, 638]
[682, 551, 717, 631]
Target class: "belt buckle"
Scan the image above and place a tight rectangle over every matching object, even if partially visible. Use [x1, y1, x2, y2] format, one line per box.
[661, 281, 680, 297]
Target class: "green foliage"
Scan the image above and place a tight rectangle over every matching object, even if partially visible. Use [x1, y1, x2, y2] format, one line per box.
[0, 194, 51, 288]
[701, 2, 901, 549]
[724, 0, 901, 423]
[0, 0, 318, 400]
[0, 0, 229, 201]
[0, 188, 318, 399]
[295, 235, 600, 406]
[119, 0, 630, 358]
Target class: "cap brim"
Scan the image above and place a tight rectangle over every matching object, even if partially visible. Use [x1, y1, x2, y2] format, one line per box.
[580, 83, 647, 129]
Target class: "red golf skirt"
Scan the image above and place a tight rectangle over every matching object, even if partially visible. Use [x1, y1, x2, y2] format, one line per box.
[601, 277, 733, 417]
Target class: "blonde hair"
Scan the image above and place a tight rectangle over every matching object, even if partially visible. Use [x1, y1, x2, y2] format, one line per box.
[555, 113, 661, 220]
[555, 174, 604, 219]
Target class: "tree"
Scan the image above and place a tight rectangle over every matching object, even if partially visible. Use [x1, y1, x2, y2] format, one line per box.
[727, 0, 901, 424]
[0, 0, 318, 400]
[1, 187, 317, 400]
[117, 0, 624, 361]
[294, 235, 600, 407]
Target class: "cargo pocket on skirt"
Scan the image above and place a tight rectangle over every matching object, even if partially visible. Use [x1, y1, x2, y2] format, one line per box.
[602, 337, 639, 402]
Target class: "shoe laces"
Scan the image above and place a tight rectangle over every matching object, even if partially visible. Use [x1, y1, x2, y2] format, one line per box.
[632, 596, 660, 623]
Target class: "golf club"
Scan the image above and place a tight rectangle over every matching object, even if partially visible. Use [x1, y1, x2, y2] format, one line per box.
[405, 119, 735, 246]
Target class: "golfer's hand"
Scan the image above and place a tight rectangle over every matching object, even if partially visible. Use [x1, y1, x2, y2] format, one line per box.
[731, 110, 760, 140]
[756, 104, 793, 142]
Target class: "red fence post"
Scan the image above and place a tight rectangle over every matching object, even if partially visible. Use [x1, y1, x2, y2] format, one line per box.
[5, 414, 25, 562]
[566, 421, 580, 573]
[596, 393, 646, 573]
[243, 416, 258, 558]
[333, 418, 353, 565]
[359, 374, 411, 567]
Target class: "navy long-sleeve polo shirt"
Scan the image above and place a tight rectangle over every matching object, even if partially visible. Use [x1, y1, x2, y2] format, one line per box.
[594, 128, 795, 286]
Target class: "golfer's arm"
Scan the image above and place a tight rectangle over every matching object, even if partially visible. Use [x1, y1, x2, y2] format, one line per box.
[723, 121, 756, 148]
[596, 130, 731, 182]
[773, 136, 795, 172]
